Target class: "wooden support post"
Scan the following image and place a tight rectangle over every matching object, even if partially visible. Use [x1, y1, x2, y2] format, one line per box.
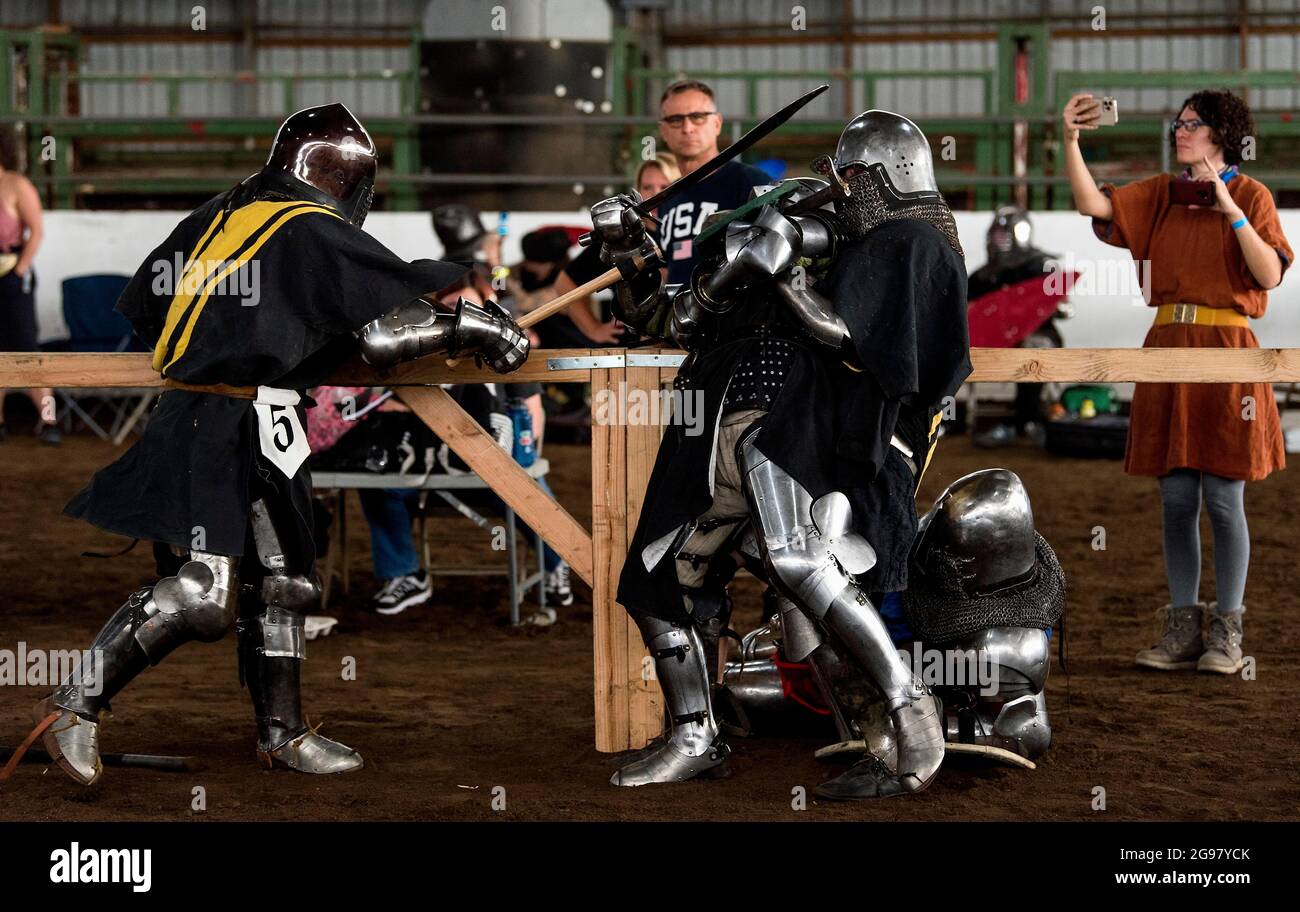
[592, 361, 628, 752]
[624, 358, 667, 749]
[592, 352, 665, 752]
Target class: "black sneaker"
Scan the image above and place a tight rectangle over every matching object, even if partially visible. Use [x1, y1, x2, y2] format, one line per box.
[36, 423, 62, 446]
[544, 563, 574, 607]
[371, 571, 432, 616]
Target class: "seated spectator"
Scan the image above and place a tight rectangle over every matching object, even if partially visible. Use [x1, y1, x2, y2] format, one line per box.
[307, 212, 575, 619]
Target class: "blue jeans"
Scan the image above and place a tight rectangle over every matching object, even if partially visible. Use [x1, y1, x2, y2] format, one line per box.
[358, 488, 421, 581]
[358, 479, 563, 582]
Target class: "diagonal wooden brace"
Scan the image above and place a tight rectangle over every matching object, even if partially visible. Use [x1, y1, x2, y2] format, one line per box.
[399, 385, 594, 587]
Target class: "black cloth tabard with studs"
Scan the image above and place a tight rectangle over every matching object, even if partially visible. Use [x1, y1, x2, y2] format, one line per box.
[721, 335, 799, 414]
[617, 218, 972, 624]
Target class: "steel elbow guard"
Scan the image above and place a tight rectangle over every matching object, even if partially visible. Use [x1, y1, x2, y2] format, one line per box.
[356, 297, 456, 368]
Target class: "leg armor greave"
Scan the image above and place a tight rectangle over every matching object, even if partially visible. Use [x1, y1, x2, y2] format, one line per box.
[610, 615, 730, 787]
[237, 501, 362, 775]
[736, 432, 918, 710]
[737, 432, 943, 797]
[39, 552, 239, 786]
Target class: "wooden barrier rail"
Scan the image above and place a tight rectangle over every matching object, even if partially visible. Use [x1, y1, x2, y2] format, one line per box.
[5, 346, 1300, 751]
[8, 346, 1300, 388]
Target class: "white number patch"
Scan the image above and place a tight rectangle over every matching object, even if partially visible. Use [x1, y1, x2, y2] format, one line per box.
[253, 387, 310, 479]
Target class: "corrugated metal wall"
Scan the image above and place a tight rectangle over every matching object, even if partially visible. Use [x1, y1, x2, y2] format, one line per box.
[661, 0, 1300, 116]
[4, 0, 422, 117]
[419, 0, 612, 41]
[7, 0, 1299, 117]
[2, 0, 424, 27]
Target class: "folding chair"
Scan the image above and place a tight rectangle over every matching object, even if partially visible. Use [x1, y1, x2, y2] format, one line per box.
[51, 274, 158, 443]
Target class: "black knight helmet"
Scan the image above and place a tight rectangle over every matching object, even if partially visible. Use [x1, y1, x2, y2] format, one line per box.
[259, 103, 377, 227]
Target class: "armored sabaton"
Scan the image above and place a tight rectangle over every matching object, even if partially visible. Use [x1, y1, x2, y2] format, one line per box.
[38, 500, 364, 785]
[722, 469, 1065, 769]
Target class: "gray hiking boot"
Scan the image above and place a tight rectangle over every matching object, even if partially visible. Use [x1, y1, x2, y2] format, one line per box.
[1197, 602, 1244, 675]
[1135, 603, 1204, 670]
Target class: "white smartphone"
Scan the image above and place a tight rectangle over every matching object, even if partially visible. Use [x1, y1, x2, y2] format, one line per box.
[1094, 96, 1119, 126]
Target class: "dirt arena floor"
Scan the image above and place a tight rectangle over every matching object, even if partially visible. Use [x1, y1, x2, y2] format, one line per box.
[2, 416, 1298, 822]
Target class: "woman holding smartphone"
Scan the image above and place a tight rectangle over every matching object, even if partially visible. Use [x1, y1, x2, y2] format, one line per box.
[1061, 89, 1291, 675]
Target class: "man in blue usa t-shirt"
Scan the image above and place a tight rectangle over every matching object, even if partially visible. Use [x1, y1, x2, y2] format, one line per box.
[654, 79, 771, 287]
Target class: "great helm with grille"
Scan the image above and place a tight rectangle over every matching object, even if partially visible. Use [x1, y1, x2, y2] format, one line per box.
[987, 204, 1034, 259]
[833, 109, 939, 203]
[260, 102, 377, 227]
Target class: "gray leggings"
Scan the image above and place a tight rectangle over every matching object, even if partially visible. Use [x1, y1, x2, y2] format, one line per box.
[1158, 470, 1248, 614]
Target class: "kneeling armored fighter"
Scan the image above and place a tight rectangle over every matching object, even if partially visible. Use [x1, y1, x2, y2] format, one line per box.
[721, 469, 1065, 790]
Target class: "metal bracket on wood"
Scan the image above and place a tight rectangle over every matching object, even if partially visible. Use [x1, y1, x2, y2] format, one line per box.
[547, 355, 627, 371]
[627, 353, 686, 367]
[547, 353, 686, 371]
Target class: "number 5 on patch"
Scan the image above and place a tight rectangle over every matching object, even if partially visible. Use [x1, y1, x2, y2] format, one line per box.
[254, 399, 310, 478]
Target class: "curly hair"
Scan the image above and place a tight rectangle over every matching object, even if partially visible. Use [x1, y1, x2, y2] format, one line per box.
[1172, 89, 1255, 166]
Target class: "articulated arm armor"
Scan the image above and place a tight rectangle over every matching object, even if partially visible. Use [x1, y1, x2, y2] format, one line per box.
[698, 203, 849, 353]
[591, 183, 847, 352]
[356, 296, 529, 374]
[773, 278, 848, 350]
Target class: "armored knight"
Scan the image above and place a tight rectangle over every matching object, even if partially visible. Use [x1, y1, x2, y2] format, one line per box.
[968, 205, 1074, 447]
[35, 103, 528, 786]
[721, 469, 1065, 787]
[591, 109, 971, 798]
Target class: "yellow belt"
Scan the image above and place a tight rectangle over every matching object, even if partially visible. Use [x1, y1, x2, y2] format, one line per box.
[1154, 302, 1249, 329]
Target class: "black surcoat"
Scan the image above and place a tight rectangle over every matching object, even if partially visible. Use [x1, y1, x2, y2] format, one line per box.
[65, 190, 465, 570]
[616, 218, 971, 623]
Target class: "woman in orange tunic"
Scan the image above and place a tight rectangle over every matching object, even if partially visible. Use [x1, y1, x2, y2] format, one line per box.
[1062, 89, 1291, 675]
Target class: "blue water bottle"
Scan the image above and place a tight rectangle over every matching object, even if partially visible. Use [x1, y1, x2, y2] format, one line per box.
[508, 398, 536, 467]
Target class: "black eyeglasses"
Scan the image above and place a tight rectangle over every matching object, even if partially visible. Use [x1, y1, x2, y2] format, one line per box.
[660, 111, 718, 128]
[1169, 118, 1208, 135]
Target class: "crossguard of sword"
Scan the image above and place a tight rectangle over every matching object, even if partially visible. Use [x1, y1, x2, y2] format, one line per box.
[810, 154, 851, 196]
